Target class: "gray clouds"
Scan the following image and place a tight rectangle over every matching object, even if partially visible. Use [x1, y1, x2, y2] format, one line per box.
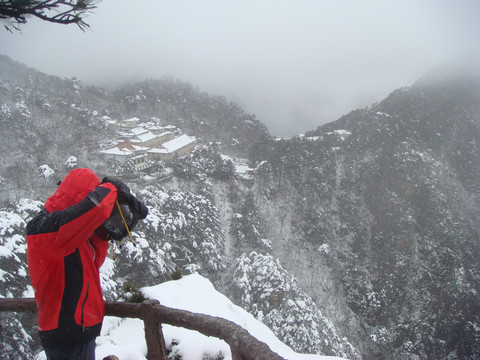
[1, 0, 479, 136]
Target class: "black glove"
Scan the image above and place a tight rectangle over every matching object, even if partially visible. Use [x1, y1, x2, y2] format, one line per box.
[127, 198, 148, 235]
[131, 198, 148, 220]
[101, 177, 149, 240]
[102, 176, 148, 217]
[101, 176, 132, 204]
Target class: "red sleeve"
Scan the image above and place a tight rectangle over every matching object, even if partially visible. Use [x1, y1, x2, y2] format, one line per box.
[41, 183, 117, 256]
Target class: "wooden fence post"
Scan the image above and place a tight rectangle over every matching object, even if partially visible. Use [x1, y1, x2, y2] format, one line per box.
[141, 299, 167, 360]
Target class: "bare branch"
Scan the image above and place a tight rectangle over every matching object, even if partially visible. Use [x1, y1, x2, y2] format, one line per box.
[0, 0, 101, 32]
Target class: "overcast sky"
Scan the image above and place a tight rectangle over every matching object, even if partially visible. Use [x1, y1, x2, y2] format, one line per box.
[1, 0, 479, 136]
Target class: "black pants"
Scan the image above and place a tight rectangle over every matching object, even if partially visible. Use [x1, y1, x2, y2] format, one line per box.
[44, 338, 96, 360]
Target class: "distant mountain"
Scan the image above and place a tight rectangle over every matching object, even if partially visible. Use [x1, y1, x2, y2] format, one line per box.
[1, 55, 479, 359]
[0, 54, 269, 200]
[109, 78, 269, 153]
[250, 68, 480, 358]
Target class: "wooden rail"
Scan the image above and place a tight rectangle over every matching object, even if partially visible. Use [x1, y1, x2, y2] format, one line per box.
[0, 298, 286, 360]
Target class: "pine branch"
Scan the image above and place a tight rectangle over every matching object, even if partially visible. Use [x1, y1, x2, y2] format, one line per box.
[0, 0, 101, 31]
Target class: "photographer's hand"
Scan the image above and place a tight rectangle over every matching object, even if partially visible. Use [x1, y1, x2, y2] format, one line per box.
[101, 177, 132, 203]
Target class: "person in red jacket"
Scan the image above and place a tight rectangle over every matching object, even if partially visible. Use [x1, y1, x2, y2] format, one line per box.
[26, 168, 147, 360]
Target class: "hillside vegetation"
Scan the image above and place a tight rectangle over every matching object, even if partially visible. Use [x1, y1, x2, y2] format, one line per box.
[0, 56, 479, 359]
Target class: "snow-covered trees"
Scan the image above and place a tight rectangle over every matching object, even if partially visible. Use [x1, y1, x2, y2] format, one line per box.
[231, 252, 359, 359]
[230, 193, 271, 253]
[0, 199, 43, 358]
[106, 187, 226, 289]
[1, 56, 479, 359]
[172, 143, 235, 181]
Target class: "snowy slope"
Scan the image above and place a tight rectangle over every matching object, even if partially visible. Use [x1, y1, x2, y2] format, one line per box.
[92, 274, 349, 360]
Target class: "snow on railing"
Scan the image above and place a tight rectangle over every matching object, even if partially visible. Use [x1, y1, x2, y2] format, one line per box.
[0, 298, 286, 360]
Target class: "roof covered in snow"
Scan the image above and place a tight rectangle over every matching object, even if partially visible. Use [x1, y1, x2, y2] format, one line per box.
[130, 131, 157, 143]
[122, 117, 139, 123]
[130, 127, 149, 136]
[149, 134, 196, 154]
[100, 142, 148, 156]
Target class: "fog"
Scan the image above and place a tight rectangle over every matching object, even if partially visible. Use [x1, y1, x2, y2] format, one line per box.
[1, 0, 479, 136]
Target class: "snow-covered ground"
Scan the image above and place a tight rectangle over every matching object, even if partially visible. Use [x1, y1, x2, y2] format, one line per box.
[100, 274, 348, 360]
[36, 274, 348, 360]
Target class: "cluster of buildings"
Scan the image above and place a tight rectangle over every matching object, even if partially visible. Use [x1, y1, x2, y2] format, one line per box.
[100, 117, 198, 171]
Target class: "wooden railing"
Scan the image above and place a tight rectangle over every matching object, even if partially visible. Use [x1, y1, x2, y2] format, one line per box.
[0, 298, 286, 360]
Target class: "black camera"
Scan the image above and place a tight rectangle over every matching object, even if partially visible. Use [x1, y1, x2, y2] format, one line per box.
[101, 177, 149, 241]
[104, 202, 134, 240]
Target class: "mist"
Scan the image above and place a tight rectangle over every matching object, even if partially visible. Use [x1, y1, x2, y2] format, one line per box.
[1, 0, 479, 136]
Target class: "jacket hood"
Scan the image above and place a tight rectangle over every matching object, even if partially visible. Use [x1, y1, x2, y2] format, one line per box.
[45, 168, 100, 212]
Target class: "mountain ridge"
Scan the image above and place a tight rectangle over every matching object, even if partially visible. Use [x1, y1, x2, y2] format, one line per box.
[0, 55, 479, 359]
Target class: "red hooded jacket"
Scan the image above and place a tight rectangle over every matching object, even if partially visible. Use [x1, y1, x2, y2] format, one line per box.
[26, 168, 117, 348]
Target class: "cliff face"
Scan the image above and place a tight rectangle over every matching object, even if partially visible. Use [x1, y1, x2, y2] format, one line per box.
[248, 71, 480, 358]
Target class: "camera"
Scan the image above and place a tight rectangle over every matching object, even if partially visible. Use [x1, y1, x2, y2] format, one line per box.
[104, 202, 134, 240]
